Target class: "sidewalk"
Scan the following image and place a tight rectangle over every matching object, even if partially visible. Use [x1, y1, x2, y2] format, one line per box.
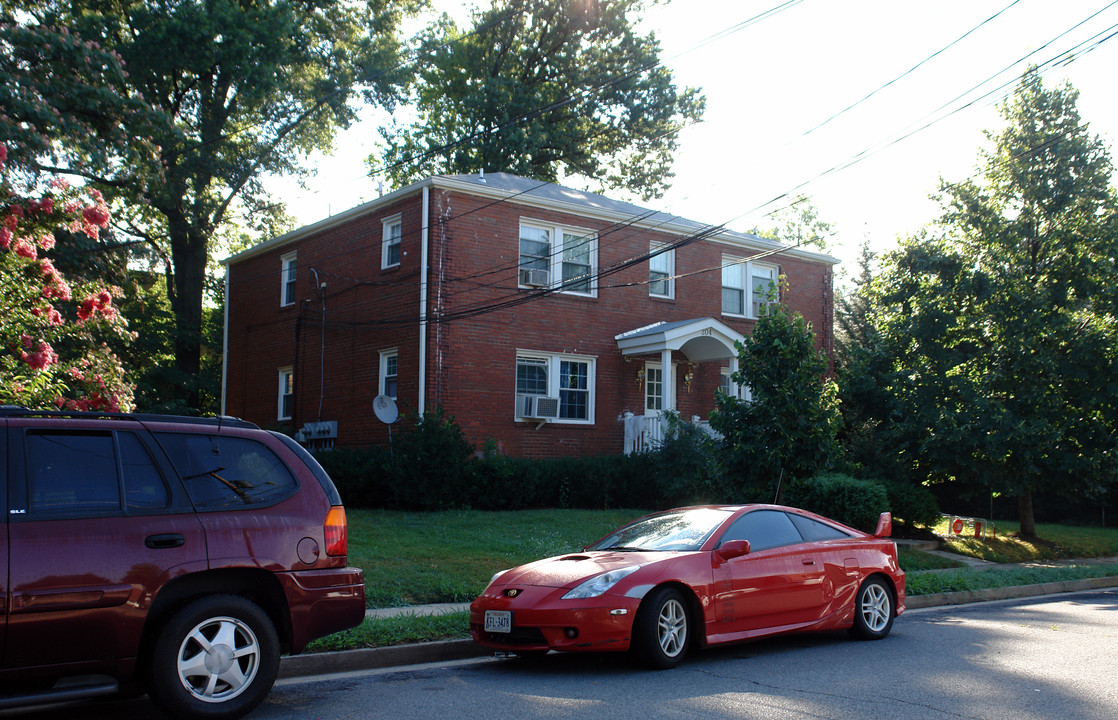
[277, 555, 1118, 680]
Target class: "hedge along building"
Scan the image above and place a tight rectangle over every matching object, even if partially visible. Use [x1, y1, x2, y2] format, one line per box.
[221, 173, 839, 458]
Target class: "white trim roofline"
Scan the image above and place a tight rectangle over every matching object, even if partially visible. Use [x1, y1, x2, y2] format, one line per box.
[615, 317, 745, 362]
[222, 172, 839, 267]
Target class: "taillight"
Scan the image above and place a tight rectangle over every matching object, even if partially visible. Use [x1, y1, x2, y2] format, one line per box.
[324, 505, 348, 557]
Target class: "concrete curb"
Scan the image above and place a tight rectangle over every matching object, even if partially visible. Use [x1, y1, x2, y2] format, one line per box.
[905, 575, 1118, 608]
[278, 575, 1118, 679]
[278, 639, 487, 679]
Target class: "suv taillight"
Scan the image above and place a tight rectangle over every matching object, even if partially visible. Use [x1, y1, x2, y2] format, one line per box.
[324, 506, 348, 557]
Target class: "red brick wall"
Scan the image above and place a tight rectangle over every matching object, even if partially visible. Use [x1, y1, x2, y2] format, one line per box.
[225, 183, 835, 458]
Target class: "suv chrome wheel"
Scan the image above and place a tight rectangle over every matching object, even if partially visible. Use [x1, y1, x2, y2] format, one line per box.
[148, 595, 279, 720]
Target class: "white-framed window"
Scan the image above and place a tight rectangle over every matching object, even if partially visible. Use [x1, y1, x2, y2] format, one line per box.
[278, 367, 294, 420]
[382, 214, 402, 269]
[379, 349, 398, 399]
[280, 252, 297, 307]
[518, 221, 597, 296]
[649, 242, 674, 298]
[719, 367, 751, 402]
[515, 352, 595, 422]
[722, 256, 778, 317]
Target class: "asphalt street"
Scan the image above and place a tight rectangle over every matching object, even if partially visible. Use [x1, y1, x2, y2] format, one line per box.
[11, 589, 1118, 720]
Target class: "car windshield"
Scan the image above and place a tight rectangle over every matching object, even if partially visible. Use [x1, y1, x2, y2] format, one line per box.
[588, 508, 733, 552]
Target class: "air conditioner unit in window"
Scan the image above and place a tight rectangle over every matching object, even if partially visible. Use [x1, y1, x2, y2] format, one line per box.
[516, 394, 561, 419]
[520, 268, 550, 287]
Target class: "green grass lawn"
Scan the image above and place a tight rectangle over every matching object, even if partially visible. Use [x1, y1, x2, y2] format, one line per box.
[348, 508, 640, 608]
[305, 510, 1118, 653]
[933, 518, 1118, 563]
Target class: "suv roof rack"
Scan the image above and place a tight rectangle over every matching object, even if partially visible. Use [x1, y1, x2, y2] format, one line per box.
[0, 407, 259, 429]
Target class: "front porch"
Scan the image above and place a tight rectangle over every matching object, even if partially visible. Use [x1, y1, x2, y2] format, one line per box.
[614, 317, 744, 455]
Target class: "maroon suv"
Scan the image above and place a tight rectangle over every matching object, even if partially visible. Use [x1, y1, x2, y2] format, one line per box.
[0, 409, 366, 719]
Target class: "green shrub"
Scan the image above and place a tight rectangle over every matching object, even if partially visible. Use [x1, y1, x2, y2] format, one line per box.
[314, 445, 392, 507]
[783, 473, 889, 532]
[883, 479, 940, 527]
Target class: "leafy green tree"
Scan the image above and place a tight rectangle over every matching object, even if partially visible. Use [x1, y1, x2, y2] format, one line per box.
[7, 1, 417, 409]
[711, 300, 842, 501]
[749, 195, 834, 250]
[376, 0, 705, 200]
[867, 70, 1118, 537]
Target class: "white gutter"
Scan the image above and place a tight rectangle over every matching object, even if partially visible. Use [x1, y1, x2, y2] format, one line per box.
[220, 265, 230, 415]
[419, 185, 429, 415]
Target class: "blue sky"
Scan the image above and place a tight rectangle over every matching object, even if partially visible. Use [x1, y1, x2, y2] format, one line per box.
[267, 0, 1118, 276]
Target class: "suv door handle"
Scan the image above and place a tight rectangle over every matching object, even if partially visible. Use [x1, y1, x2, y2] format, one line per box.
[145, 533, 185, 549]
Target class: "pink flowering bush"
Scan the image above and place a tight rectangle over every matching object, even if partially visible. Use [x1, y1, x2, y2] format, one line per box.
[1, 143, 134, 411]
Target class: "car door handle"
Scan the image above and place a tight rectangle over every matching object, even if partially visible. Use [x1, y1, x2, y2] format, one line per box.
[145, 533, 185, 549]
[802, 559, 816, 566]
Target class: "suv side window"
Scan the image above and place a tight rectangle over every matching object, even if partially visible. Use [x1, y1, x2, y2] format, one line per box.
[25, 430, 170, 517]
[27, 431, 120, 515]
[154, 432, 297, 509]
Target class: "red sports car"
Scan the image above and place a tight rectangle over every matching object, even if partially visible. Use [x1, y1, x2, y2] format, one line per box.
[470, 504, 905, 668]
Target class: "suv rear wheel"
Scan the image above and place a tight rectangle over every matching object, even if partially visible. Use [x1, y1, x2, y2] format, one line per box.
[147, 594, 280, 720]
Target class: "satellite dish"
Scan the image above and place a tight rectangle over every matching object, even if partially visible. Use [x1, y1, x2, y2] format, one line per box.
[373, 395, 399, 424]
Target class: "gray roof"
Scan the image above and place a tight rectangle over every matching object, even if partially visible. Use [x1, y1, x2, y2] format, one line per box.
[226, 171, 839, 266]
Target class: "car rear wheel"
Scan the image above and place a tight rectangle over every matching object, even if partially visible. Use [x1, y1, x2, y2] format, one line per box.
[851, 577, 894, 640]
[147, 594, 280, 720]
[633, 587, 690, 669]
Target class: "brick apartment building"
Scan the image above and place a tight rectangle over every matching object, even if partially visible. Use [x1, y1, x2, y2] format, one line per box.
[221, 172, 838, 458]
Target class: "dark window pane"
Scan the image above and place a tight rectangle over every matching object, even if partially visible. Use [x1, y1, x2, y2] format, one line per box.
[155, 433, 297, 509]
[27, 432, 120, 515]
[720, 510, 803, 551]
[788, 513, 852, 541]
[119, 432, 169, 510]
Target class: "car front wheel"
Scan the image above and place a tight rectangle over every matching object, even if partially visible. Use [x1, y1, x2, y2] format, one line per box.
[147, 594, 280, 720]
[633, 586, 691, 669]
[851, 576, 894, 640]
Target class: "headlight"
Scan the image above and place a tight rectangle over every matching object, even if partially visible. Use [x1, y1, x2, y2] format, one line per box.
[561, 565, 641, 600]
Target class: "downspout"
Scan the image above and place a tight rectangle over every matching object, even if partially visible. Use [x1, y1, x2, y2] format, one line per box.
[220, 265, 230, 415]
[419, 185, 429, 414]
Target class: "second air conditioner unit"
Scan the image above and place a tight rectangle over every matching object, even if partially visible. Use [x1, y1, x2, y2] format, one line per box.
[520, 268, 550, 287]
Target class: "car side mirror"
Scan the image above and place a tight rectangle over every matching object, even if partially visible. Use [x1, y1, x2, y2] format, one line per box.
[874, 512, 893, 538]
[715, 539, 750, 562]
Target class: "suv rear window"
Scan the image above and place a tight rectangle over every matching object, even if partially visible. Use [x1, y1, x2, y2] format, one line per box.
[154, 432, 297, 509]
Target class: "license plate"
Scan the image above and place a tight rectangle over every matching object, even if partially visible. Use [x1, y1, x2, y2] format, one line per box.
[484, 610, 512, 633]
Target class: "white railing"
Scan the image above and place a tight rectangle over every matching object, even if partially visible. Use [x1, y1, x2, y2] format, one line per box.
[622, 412, 720, 454]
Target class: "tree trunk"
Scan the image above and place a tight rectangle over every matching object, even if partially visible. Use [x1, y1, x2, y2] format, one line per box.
[168, 216, 206, 409]
[1017, 489, 1037, 538]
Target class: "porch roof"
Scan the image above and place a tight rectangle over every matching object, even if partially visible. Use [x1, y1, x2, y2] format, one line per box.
[614, 317, 744, 362]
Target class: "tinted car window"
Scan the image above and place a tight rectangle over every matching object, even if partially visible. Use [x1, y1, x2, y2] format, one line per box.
[27, 431, 119, 515]
[119, 432, 170, 510]
[719, 509, 803, 551]
[788, 513, 852, 541]
[155, 432, 297, 509]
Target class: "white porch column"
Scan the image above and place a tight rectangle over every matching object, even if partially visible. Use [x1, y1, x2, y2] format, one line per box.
[730, 355, 741, 398]
[660, 348, 674, 412]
